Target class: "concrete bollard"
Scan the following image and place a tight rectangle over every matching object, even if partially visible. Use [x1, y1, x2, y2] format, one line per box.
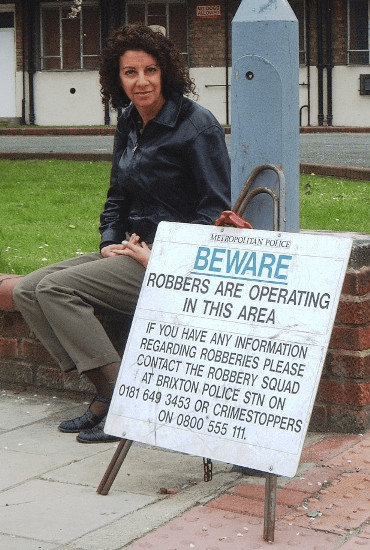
[231, 0, 300, 232]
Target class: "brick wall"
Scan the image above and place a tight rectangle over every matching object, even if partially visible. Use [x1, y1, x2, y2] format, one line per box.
[296, 0, 348, 67]
[5, 0, 355, 76]
[1, 233, 369, 433]
[0, 274, 130, 397]
[332, 0, 347, 66]
[311, 260, 370, 433]
[14, 0, 24, 72]
[0, 0, 24, 72]
[187, 0, 239, 67]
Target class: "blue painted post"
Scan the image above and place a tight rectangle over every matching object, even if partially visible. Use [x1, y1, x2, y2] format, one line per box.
[231, 0, 299, 232]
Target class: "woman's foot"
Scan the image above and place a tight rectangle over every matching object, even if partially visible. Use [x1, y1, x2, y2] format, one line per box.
[58, 395, 111, 433]
[76, 416, 121, 443]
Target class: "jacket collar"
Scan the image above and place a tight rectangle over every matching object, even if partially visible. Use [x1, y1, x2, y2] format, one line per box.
[154, 90, 183, 128]
[127, 90, 183, 130]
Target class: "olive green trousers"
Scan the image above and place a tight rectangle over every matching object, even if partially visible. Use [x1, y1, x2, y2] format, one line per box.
[13, 253, 145, 374]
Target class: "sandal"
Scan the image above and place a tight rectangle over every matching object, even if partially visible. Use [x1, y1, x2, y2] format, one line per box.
[76, 416, 121, 443]
[58, 395, 111, 433]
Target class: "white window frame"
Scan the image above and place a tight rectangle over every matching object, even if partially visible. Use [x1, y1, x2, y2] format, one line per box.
[0, 4, 15, 13]
[125, 0, 188, 58]
[40, 0, 101, 71]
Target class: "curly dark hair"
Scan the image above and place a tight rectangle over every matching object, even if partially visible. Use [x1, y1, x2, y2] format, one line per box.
[100, 24, 196, 109]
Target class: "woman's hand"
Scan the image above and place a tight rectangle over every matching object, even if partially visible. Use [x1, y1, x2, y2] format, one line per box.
[100, 244, 127, 258]
[120, 233, 151, 267]
[100, 234, 151, 267]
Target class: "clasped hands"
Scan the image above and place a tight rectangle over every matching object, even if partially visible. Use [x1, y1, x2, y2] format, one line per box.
[100, 233, 151, 267]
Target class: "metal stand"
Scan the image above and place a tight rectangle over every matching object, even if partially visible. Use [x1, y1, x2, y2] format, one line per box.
[97, 439, 133, 495]
[263, 474, 277, 542]
[233, 164, 283, 543]
[97, 445, 278, 543]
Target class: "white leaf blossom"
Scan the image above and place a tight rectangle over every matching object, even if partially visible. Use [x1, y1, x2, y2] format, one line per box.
[57, 0, 82, 19]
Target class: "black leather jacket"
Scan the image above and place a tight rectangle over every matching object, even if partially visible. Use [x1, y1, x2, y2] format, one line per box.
[99, 90, 231, 248]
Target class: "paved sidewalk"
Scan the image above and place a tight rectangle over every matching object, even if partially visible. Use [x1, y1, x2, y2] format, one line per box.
[1, 128, 369, 549]
[1, 387, 370, 550]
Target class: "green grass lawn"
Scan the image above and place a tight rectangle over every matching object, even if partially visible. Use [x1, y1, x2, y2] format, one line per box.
[300, 173, 370, 233]
[0, 160, 110, 274]
[1, 160, 369, 275]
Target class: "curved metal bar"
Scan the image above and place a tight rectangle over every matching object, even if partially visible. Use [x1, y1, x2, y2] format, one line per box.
[232, 164, 286, 232]
[237, 187, 280, 231]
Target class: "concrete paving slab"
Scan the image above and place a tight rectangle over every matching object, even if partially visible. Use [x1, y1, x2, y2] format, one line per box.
[207, 492, 292, 518]
[288, 472, 370, 534]
[359, 525, 370, 538]
[326, 433, 370, 471]
[0, 418, 120, 491]
[0, 391, 83, 431]
[60, 470, 241, 550]
[0, 479, 155, 545]
[232, 483, 309, 507]
[341, 538, 370, 549]
[283, 465, 341, 495]
[44, 442, 235, 495]
[0, 414, 114, 459]
[299, 433, 362, 464]
[122, 506, 341, 549]
[0, 534, 58, 550]
[229, 460, 320, 489]
[0, 447, 70, 491]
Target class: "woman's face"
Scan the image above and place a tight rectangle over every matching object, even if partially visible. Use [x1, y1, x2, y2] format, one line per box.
[119, 50, 164, 117]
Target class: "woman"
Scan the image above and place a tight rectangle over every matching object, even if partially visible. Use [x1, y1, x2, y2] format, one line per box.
[13, 24, 230, 443]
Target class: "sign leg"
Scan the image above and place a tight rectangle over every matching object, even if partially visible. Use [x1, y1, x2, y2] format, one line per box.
[263, 473, 277, 542]
[97, 438, 133, 495]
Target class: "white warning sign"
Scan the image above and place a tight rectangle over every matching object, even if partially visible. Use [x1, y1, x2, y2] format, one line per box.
[106, 223, 352, 477]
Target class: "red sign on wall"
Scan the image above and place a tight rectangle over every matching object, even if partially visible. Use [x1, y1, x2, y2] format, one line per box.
[196, 5, 222, 19]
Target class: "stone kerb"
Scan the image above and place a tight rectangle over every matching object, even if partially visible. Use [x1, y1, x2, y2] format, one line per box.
[0, 231, 369, 433]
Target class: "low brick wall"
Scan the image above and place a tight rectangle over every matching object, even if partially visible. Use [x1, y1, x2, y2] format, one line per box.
[311, 232, 370, 433]
[0, 275, 130, 397]
[1, 231, 369, 432]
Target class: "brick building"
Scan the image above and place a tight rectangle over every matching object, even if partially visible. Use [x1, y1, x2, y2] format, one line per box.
[0, 0, 370, 127]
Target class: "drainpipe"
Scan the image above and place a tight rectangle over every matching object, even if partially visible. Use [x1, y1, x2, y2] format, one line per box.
[316, 0, 324, 126]
[113, 0, 123, 27]
[116, 0, 124, 120]
[28, 0, 35, 125]
[326, 0, 333, 126]
[21, 1, 26, 124]
[100, 0, 110, 125]
[306, 0, 311, 126]
[224, 0, 229, 126]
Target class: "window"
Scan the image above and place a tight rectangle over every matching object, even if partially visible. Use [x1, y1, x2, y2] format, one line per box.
[348, 0, 369, 64]
[360, 73, 370, 93]
[40, 1, 101, 70]
[289, 0, 306, 66]
[126, 0, 188, 62]
[0, 12, 14, 28]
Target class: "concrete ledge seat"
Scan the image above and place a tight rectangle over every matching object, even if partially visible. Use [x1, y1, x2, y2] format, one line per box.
[1, 231, 370, 433]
